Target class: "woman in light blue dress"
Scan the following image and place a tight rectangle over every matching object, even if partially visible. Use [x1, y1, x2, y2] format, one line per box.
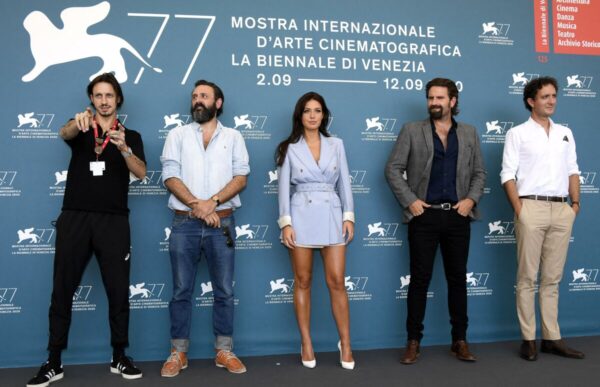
[276, 92, 355, 370]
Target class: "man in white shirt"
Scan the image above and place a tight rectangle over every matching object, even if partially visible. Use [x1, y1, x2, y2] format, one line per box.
[160, 80, 250, 376]
[501, 76, 583, 361]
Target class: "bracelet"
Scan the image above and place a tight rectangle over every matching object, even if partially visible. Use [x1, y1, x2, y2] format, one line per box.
[571, 201, 580, 206]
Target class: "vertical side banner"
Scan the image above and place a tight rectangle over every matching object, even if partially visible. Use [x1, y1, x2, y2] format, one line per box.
[534, 0, 550, 53]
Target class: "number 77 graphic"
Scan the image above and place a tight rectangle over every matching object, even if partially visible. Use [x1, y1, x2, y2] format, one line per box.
[127, 12, 216, 85]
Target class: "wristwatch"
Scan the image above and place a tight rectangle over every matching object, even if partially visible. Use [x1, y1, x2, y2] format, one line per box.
[211, 195, 221, 206]
[121, 147, 132, 158]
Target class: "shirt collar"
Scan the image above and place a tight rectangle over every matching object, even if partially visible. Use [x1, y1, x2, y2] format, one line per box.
[430, 118, 457, 133]
[195, 120, 223, 134]
[527, 116, 556, 131]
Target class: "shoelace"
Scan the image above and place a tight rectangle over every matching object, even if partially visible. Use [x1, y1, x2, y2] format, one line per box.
[167, 352, 182, 365]
[218, 351, 238, 363]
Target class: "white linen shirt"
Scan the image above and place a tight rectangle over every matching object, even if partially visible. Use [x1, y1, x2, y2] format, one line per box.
[500, 117, 579, 196]
[161, 121, 250, 211]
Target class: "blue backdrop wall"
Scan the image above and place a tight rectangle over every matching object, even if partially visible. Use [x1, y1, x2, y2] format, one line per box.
[1, 0, 599, 368]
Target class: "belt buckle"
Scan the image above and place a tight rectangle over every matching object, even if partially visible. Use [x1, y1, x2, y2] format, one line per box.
[441, 203, 452, 210]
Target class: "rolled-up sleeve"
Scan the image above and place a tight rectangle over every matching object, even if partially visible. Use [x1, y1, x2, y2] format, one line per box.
[161, 129, 182, 184]
[500, 129, 519, 185]
[566, 131, 580, 176]
[232, 132, 250, 176]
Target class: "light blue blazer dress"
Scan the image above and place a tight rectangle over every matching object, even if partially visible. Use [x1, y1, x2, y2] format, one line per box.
[278, 134, 355, 246]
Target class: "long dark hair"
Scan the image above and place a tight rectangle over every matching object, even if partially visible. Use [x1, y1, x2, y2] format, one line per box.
[275, 92, 331, 166]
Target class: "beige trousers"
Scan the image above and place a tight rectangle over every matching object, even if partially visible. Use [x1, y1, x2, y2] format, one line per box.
[514, 199, 576, 340]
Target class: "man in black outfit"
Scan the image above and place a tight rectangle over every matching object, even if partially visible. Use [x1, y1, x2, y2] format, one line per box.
[27, 73, 147, 387]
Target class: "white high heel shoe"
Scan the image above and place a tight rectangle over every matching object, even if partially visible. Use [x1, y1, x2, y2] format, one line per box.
[301, 345, 316, 368]
[338, 341, 355, 370]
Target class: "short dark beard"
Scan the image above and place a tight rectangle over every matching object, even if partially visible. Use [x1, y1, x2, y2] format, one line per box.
[428, 106, 443, 120]
[94, 104, 113, 117]
[191, 102, 217, 124]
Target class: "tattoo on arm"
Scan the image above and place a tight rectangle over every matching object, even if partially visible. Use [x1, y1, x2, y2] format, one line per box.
[125, 154, 146, 179]
[59, 120, 79, 140]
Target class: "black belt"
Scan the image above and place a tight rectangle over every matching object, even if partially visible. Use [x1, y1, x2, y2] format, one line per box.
[519, 195, 568, 203]
[429, 203, 455, 210]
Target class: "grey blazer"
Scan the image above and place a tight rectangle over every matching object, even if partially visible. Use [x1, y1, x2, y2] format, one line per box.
[385, 119, 486, 223]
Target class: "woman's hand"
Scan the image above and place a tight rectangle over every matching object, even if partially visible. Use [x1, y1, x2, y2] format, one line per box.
[343, 221, 354, 243]
[282, 226, 297, 249]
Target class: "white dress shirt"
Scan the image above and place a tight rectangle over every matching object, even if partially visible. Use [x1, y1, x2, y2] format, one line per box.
[161, 121, 250, 211]
[500, 117, 579, 196]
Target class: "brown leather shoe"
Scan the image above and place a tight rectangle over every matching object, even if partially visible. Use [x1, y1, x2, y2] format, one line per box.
[161, 349, 188, 377]
[451, 340, 477, 362]
[541, 339, 585, 359]
[520, 340, 537, 361]
[215, 350, 247, 373]
[400, 340, 420, 365]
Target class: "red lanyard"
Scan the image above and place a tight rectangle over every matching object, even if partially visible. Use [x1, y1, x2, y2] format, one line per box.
[93, 117, 119, 160]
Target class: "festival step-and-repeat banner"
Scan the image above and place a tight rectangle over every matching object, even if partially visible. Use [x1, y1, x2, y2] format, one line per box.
[1, 0, 599, 367]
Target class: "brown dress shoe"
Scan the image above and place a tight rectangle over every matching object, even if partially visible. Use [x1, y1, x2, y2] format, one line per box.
[541, 339, 585, 359]
[215, 350, 247, 373]
[161, 349, 188, 377]
[451, 340, 477, 362]
[520, 340, 537, 361]
[400, 340, 420, 364]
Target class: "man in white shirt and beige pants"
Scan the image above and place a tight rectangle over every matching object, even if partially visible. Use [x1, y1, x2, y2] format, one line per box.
[501, 76, 584, 361]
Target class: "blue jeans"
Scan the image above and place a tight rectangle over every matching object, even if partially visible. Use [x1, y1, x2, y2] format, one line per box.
[168, 214, 235, 352]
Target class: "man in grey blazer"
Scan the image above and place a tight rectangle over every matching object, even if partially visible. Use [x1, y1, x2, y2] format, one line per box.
[385, 78, 486, 364]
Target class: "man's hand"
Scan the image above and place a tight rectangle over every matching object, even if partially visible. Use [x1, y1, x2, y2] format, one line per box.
[408, 199, 431, 217]
[453, 198, 475, 217]
[514, 200, 523, 218]
[203, 212, 221, 228]
[190, 199, 217, 219]
[107, 122, 128, 151]
[74, 107, 94, 132]
[571, 202, 580, 215]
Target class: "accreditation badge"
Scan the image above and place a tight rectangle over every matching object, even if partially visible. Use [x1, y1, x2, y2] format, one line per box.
[90, 161, 106, 176]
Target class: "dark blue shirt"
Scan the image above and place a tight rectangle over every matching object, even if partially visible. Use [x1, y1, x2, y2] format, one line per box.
[426, 119, 459, 204]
